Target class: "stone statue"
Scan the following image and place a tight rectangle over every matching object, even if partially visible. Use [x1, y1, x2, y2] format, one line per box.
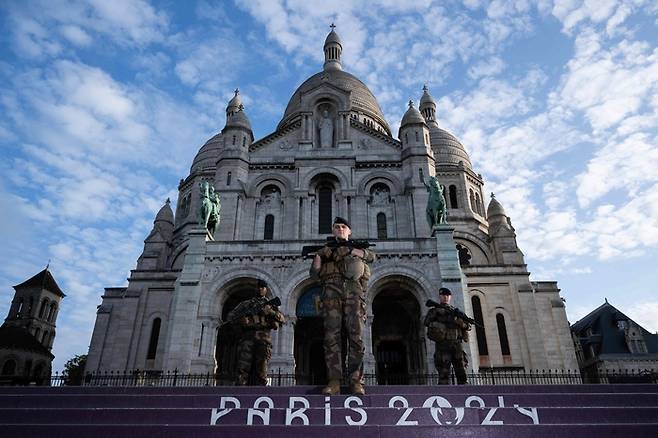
[198, 181, 221, 235]
[319, 110, 333, 148]
[423, 176, 447, 230]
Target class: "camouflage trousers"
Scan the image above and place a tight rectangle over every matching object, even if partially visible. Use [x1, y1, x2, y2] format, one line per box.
[236, 336, 272, 386]
[322, 278, 366, 383]
[434, 342, 468, 385]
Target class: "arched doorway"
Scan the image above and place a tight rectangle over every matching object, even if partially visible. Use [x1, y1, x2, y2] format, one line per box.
[372, 285, 424, 384]
[293, 286, 327, 384]
[215, 277, 261, 384]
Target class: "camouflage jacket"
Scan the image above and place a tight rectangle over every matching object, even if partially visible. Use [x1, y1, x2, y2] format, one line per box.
[309, 243, 376, 285]
[228, 297, 285, 341]
[424, 304, 470, 345]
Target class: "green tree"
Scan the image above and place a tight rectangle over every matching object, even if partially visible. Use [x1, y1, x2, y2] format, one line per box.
[62, 354, 87, 386]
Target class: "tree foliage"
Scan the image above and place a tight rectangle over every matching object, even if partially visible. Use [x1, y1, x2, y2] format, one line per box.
[62, 354, 87, 386]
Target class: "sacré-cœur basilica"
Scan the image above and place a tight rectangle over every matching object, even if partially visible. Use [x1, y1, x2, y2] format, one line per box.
[85, 27, 578, 382]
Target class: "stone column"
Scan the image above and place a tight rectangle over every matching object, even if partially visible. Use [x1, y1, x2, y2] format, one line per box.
[363, 314, 376, 374]
[270, 316, 295, 374]
[161, 227, 209, 372]
[434, 224, 477, 371]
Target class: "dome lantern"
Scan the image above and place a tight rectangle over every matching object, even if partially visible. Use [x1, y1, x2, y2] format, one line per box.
[323, 23, 343, 71]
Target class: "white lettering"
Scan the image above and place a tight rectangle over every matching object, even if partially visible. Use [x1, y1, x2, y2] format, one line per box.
[285, 396, 310, 425]
[324, 396, 331, 425]
[247, 397, 274, 425]
[482, 407, 504, 425]
[497, 396, 505, 407]
[422, 396, 464, 425]
[388, 396, 418, 426]
[210, 396, 240, 425]
[465, 396, 485, 408]
[515, 406, 540, 424]
[344, 396, 367, 426]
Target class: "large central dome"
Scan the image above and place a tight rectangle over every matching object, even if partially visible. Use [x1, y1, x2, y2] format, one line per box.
[277, 28, 391, 135]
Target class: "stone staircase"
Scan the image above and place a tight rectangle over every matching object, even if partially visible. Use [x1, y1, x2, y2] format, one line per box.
[1, 384, 657, 437]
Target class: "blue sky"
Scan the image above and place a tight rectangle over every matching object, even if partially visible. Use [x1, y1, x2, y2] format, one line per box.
[1, 0, 657, 373]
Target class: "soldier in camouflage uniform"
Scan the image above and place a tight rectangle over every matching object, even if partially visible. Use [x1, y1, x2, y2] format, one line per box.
[310, 217, 376, 396]
[228, 280, 285, 386]
[424, 287, 471, 385]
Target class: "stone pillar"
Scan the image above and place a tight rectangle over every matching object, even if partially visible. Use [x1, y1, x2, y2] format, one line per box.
[363, 314, 376, 374]
[434, 224, 477, 371]
[161, 227, 209, 372]
[270, 316, 295, 374]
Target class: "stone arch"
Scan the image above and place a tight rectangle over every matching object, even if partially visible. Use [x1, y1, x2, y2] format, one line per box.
[303, 168, 349, 193]
[366, 268, 435, 312]
[453, 231, 492, 264]
[206, 267, 280, 317]
[368, 273, 431, 382]
[169, 244, 188, 271]
[246, 174, 293, 198]
[358, 172, 404, 196]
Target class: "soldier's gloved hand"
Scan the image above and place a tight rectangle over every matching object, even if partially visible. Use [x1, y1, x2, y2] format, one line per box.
[261, 305, 275, 316]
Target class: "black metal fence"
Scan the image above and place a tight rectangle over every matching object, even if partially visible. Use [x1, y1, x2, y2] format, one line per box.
[23, 368, 656, 387]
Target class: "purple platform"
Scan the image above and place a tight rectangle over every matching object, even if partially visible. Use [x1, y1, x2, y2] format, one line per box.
[1, 384, 657, 437]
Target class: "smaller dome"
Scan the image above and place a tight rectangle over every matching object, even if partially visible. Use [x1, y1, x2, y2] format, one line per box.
[226, 88, 242, 113]
[155, 199, 174, 225]
[225, 105, 252, 131]
[419, 84, 436, 107]
[400, 100, 426, 126]
[325, 28, 342, 47]
[487, 194, 507, 218]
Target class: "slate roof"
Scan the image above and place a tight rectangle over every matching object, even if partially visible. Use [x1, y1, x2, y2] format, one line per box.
[13, 269, 65, 297]
[571, 301, 658, 355]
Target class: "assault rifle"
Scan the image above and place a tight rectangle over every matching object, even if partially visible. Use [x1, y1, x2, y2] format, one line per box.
[221, 296, 281, 328]
[426, 299, 482, 328]
[301, 236, 375, 258]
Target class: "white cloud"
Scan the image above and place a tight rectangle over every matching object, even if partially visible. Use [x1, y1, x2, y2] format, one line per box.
[5, 0, 168, 59]
[626, 301, 658, 333]
[468, 56, 506, 80]
[59, 24, 92, 47]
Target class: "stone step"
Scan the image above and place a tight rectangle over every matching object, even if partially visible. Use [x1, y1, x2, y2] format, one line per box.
[2, 424, 658, 438]
[2, 383, 656, 395]
[1, 406, 658, 426]
[2, 392, 658, 408]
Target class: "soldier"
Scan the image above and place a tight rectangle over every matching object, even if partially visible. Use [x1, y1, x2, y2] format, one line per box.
[310, 217, 376, 395]
[424, 287, 471, 384]
[227, 280, 285, 385]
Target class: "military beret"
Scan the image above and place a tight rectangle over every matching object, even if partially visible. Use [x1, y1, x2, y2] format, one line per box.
[438, 287, 452, 296]
[333, 216, 351, 228]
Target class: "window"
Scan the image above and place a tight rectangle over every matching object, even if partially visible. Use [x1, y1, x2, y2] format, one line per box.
[147, 318, 161, 360]
[264, 215, 274, 240]
[415, 131, 419, 142]
[38, 299, 48, 319]
[232, 135, 236, 145]
[242, 136, 246, 147]
[449, 185, 458, 208]
[318, 186, 333, 234]
[376, 213, 387, 239]
[475, 192, 483, 215]
[469, 189, 476, 212]
[48, 303, 57, 322]
[496, 313, 511, 356]
[227, 172, 232, 186]
[471, 296, 488, 356]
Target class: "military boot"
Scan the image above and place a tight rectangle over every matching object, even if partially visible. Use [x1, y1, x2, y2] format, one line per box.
[322, 379, 341, 395]
[350, 381, 365, 396]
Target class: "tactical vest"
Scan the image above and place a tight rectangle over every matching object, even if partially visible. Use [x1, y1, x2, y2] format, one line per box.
[317, 245, 369, 283]
[426, 305, 465, 345]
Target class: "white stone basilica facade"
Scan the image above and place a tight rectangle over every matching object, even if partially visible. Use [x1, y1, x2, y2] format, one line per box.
[85, 29, 578, 381]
